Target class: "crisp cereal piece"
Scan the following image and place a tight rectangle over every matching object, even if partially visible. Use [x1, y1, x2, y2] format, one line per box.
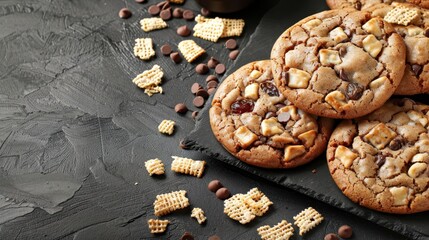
[153, 190, 190, 216]
[158, 120, 175, 135]
[133, 38, 155, 61]
[171, 156, 206, 178]
[384, 5, 418, 26]
[191, 207, 207, 224]
[140, 17, 168, 32]
[193, 15, 224, 42]
[221, 18, 245, 38]
[293, 207, 324, 236]
[145, 86, 163, 96]
[243, 188, 273, 216]
[257, 220, 294, 240]
[132, 65, 164, 89]
[148, 219, 170, 234]
[145, 159, 165, 176]
[224, 194, 256, 224]
[178, 40, 206, 63]
[169, 0, 185, 3]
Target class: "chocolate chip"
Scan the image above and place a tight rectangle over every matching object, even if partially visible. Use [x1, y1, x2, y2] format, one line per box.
[119, 8, 132, 19]
[425, 28, 429, 38]
[207, 80, 218, 89]
[215, 64, 226, 75]
[206, 75, 218, 82]
[208, 235, 221, 240]
[193, 96, 205, 108]
[196, 89, 209, 99]
[412, 64, 423, 76]
[160, 9, 172, 20]
[338, 225, 353, 239]
[208, 87, 217, 95]
[191, 83, 202, 94]
[180, 232, 194, 240]
[375, 154, 387, 167]
[231, 99, 255, 114]
[160, 44, 172, 56]
[229, 50, 239, 60]
[173, 8, 184, 18]
[161, 2, 170, 10]
[278, 112, 291, 123]
[183, 10, 195, 20]
[324, 233, 339, 240]
[175, 103, 188, 113]
[148, 5, 160, 15]
[201, 7, 210, 16]
[156, 1, 167, 8]
[192, 111, 198, 120]
[170, 52, 182, 63]
[177, 25, 191, 36]
[216, 187, 231, 200]
[225, 39, 237, 50]
[208, 57, 220, 69]
[265, 111, 276, 119]
[389, 136, 405, 150]
[208, 180, 223, 192]
[346, 83, 364, 100]
[179, 139, 190, 149]
[196, 63, 209, 74]
[339, 46, 347, 57]
[355, 1, 362, 10]
[135, 0, 145, 3]
[339, 69, 349, 81]
[253, 140, 263, 146]
[260, 82, 279, 96]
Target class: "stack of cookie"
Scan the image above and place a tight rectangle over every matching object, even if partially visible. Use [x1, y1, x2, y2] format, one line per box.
[209, 2, 429, 214]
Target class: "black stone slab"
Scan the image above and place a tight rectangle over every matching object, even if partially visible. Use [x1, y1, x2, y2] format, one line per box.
[184, 1, 429, 239]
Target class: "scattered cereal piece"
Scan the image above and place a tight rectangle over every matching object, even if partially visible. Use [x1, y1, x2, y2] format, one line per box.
[133, 38, 155, 61]
[132, 65, 164, 89]
[144, 86, 163, 96]
[221, 18, 245, 38]
[257, 220, 294, 240]
[224, 194, 256, 224]
[169, 0, 185, 3]
[243, 188, 273, 216]
[171, 156, 206, 177]
[293, 207, 324, 236]
[384, 5, 419, 26]
[153, 190, 190, 216]
[140, 17, 168, 32]
[148, 219, 170, 234]
[145, 158, 165, 176]
[158, 120, 175, 135]
[191, 207, 207, 224]
[178, 40, 206, 62]
[193, 16, 224, 42]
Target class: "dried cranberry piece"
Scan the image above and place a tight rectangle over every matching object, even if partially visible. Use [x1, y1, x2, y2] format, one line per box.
[260, 82, 279, 97]
[231, 99, 255, 114]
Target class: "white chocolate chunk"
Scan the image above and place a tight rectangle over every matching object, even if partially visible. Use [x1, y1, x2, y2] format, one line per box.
[288, 68, 311, 89]
[411, 153, 429, 163]
[284, 145, 306, 162]
[389, 186, 409, 206]
[319, 49, 342, 66]
[302, 19, 322, 31]
[407, 110, 428, 127]
[244, 83, 259, 100]
[362, 18, 383, 38]
[325, 90, 349, 112]
[363, 35, 383, 58]
[329, 27, 348, 42]
[363, 123, 397, 149]
[261, 118, 284, 136]
[335, 146, 358, 168]
[298, 130, 317, 148]
[369, 76, 388, 89]
[235, 126, 258, 148]
[249, 70, 262, 79]
[408, 162, 427, 178]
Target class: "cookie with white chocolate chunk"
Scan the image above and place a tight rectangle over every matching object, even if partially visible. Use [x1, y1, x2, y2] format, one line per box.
[209, 60, 334, 168]
[327, 98, 429, 214]
[271, 9, 406, 119]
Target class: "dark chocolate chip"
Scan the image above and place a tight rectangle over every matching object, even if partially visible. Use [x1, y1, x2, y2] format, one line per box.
[148, 5, 160, 15]
[207, 80, 218, 89]
[207, 87, 217, 95]
[119, 8, 132, 19]
[160, 9, 172, 20]
[375, 154, 387, 167]
[191, 83, 202, 94]
[170, 52, 182, 63]
[177, 25, 191, 36]
[175, 103, 188, 113]
[412, 64, 423, 76]
[215, 187, 231, 200]
[355, 1, 362, 10]
[208, 235, 221, 240]
[193, 96, 205, 108]
[183, 10, 195, 20]
[225, 39, 237, 50]
[200, 7, 210, 16]
[160, 44, 172, 56]
[231, 99, 255, 114]
[265, 111, 276, 119]
[339, 47, 347, 57]
[135, 0, 145, 3]
[196, 63, 209, 74]
[229, 50, 239, 60]
[324, 233, 339, 240]
[196, 89, 209, 99]
[208, 57, 220, 68]
[180, 232, 194, 240]
[179, 139, 190, 149]
[192, 111, 198, 120]
[261, 82, 279, 96]
[173, 8, 184, 18]
[259, 136, 267, 143]
[425, 28, 429, 38]
[215, 64, 226, 75]
[208, 180, 223, 192]
[339, 69, 349, 81]
[389, 136, 405, 150]
[338, 225, 353, 239]
[161, 2, 170, 10]
[346, 83, 364, 100]
[278, 112, 291, 123]
[206, 75, 218, 82]
[156, 1, 167, 8]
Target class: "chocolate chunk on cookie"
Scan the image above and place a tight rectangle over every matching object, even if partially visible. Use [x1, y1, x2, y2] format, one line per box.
[271, 9, 406, 119]
[327, 98, 429, 214]
[209, 60, 334, 168]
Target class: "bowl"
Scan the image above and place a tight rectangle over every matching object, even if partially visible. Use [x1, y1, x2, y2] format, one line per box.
[195, 0, 256, 13]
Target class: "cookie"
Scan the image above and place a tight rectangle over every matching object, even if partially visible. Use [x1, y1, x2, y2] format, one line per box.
[271, 9, 406, 119]
[367, 3, 429, 95]
[326, 0, 429, 10]
[327, 98, 429, 214]
[209, 60, 334, 168]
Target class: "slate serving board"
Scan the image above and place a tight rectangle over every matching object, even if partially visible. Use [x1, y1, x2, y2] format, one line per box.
[184, 1, 429, 239]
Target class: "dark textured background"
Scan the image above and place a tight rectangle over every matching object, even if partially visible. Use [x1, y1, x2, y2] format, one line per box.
[0, 0, 413, 239]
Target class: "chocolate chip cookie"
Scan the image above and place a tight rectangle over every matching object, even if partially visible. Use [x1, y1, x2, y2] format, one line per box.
[271, 9, 406, 119]
[367, 3, 429, 95]
[209, 60, 334, 168]
[326, 0, 429, 10]
[327, 98, 429, 214]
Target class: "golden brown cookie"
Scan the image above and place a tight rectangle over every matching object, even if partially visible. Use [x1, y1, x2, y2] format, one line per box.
[327, 98, 429, 214]
[209, 60, 334, 168]
[326, 0, 429, 10]
[271, 9, 406, 119]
